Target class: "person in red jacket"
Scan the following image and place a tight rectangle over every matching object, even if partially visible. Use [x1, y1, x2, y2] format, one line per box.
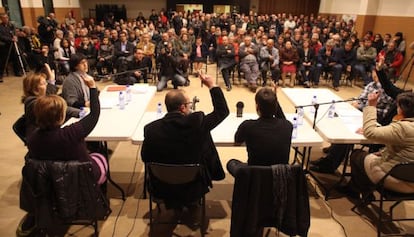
[376, 41, 403, 81]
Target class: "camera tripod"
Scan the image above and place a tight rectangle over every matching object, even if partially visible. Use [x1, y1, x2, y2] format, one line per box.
[401, 53, 414, 90]
[3, 40, 27, 77]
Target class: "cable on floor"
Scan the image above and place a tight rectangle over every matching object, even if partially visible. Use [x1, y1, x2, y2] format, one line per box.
[111, 145, 141, 237]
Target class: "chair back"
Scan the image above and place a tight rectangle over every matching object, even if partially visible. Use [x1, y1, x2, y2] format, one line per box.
[13, 115, 26, 144]
[146, 162, 207, 207]
[148, 163, 201, 185]
[388, 162, 414, 183]
[20, 159, 111, 230]
[230, 164, 310, 237]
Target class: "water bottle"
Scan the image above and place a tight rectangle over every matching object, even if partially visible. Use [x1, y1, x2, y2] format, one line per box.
[310, 95, 317, 113]
[79, 107, 87, 119]
[328, 100, 336, 118]
[292, 116, 298, 139]
[119, 91, 125, 110]
[297, 106, 304, 125]
[126, 85, 132, 102]
[156, 102, 162, 118]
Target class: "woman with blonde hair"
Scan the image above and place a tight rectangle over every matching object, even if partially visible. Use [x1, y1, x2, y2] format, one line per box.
[17, 73, 107, 236]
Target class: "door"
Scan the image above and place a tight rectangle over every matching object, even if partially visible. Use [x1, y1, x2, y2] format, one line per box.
[42, 0, 54, 15]
[2, 0, 24, 27]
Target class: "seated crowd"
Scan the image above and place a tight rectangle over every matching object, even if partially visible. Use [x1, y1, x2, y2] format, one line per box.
[9, 8, 413, 237]
[2, 10, 407, 92]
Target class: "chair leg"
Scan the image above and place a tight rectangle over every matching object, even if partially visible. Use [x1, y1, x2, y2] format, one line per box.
[93, 220, 99, 237]
[200, 196, 206, 237]
[389, 200, 402, 220]
[149, 195, 153, 237]
[378, 194, 384, 237]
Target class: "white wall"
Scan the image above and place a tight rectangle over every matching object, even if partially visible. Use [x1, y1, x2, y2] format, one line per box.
[79, 0, 166, 20]
[20, 0, 42, 8]
[376, 0, 414, 16]
[319, 0, 361, 14]
[320, 0, 414, 16]
[18, 0, 80, 8]
[54, 0, 80, 8]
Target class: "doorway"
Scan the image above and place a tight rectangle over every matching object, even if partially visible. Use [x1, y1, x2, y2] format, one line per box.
[1, 0, 24, 27]
[42, 0, 54, 15]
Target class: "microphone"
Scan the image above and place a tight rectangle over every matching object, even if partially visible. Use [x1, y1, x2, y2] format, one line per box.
[236, 101, 244, 117]
[191, 96, 200, 111]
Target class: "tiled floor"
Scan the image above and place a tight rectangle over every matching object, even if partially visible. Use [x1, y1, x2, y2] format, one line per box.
[1, 64, 414, 236]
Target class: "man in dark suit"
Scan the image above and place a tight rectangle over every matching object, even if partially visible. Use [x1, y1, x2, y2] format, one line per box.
[141, 73, 229, 203]
[113, 31, 134, 72]
[0, 13, 23, 81]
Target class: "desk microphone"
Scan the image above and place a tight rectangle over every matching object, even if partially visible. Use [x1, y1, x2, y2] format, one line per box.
[191, 96, 200, 111]
[236, 101, 244, 117]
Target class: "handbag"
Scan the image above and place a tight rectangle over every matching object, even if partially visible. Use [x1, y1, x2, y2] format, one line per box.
[13, 115, 27, 144]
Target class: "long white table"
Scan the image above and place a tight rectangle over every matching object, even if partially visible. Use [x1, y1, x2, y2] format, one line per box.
[281, 88, 370, 199]
[281, 88, 368, 144]
[131, 112, 324, 148]
[65, 84, 156, 141]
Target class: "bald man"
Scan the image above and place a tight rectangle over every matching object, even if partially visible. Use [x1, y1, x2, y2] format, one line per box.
[141, 73, 229, 204]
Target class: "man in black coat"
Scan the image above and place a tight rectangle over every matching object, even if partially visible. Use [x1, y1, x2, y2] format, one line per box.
[141, 73, 229, 204]
[0, 13, 23, 81]
[116, 48, 152, 85]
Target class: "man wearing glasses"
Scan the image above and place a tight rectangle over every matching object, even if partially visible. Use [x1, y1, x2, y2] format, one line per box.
[141, 72, 229, 197]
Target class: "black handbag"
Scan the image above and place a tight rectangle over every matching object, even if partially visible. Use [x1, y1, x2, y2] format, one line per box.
[13, 115, 26, 144]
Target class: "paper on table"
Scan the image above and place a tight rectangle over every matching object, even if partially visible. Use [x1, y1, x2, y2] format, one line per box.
[335, 108, 361, 117]
[132, 84, 149, 94]
[100, 98, 116, 109]
[106, 85, 126, 92]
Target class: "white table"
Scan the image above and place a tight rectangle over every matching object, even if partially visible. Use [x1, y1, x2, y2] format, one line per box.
[281, 88, 368, 144]
[281, 88, 369, 199]
[65, 84, 156, 141]
[132, 112, 323, 148]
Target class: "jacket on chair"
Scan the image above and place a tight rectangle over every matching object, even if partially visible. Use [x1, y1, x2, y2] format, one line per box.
[20, 159, 111, 228]
[230, 164, 310, 237]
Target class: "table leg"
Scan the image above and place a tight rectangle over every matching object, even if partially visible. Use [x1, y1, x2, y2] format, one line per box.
[102, 141, 126, 200]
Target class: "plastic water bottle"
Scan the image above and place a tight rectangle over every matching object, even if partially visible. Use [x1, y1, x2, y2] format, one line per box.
[126, 85, 132, 102]
[79, 107, 87, 119]
[328, 100, 336, 118]
[156, 102, 162, 118]
[292, 116, 298, 139]
[119, 91, 125, 110]
[297, 106, 304, 125]
[310, 95, 317, 113]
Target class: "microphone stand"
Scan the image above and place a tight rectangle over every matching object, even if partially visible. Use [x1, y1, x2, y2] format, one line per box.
[295, 97, 361, 129]
[96, 67, 149, 79]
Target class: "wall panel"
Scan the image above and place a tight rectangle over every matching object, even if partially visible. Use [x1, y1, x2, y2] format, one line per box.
[79, 0, 165, 20]
[258, 0, 320, 16]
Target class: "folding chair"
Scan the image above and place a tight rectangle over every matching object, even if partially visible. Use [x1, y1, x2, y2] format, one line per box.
[353, 162, 414, 237]
[146, 162, 207, 237]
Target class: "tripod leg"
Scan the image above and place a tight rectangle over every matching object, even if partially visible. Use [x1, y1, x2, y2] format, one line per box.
[403, 58, 414, 90]
[2, 43, 13, 76]
[14, 42, 26, 77]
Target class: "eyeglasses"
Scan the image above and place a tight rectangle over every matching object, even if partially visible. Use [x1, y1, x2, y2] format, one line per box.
[183, 101, 193, 106]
